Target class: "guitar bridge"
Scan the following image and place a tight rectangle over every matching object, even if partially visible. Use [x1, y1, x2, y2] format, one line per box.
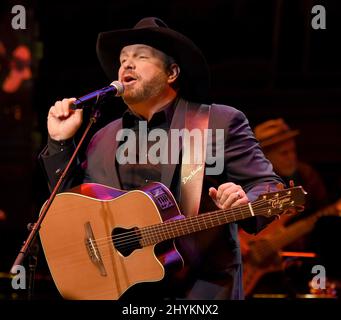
[84, 222, 107, 277]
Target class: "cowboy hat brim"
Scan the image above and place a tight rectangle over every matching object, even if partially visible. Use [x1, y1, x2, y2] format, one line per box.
[96, 21, 210, 102]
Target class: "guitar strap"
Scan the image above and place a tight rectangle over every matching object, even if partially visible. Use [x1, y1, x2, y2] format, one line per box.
[179, 102, 211, 217]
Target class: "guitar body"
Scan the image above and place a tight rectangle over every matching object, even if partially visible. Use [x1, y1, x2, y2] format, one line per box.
[239, 214, 290, 296]
[241, 238, 284, 297]
[39, 182, 184, 300]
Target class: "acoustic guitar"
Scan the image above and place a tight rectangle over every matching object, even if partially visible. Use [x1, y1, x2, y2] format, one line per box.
[39, 182, 306, 299]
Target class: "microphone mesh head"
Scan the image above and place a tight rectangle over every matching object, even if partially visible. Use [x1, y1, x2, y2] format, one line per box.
[110, 81, 124, 96]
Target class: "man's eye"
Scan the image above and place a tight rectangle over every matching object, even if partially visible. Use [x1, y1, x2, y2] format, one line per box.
[139, 55, 147, 59]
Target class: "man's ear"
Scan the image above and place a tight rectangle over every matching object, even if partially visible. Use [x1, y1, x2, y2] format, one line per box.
[167, 63, 180, 84]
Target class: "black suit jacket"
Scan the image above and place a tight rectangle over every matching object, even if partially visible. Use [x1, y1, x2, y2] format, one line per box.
[39, 97, 282, 299]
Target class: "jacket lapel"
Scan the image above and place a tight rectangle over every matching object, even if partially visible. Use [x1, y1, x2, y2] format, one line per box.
[104, 119, 123, 188]
[161, 98, 188, 188]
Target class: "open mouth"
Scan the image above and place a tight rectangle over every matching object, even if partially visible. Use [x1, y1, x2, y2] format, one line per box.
[122, 75, 137, 85]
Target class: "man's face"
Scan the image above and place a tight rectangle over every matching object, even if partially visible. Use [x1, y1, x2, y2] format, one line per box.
[265, 139, 298, 177]
[118, 44, 171, 105]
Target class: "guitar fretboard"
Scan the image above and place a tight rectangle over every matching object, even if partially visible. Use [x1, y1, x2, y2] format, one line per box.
[140, 203, 254, 246]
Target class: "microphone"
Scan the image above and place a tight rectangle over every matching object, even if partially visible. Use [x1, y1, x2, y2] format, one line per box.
[71, 81, 124, 110]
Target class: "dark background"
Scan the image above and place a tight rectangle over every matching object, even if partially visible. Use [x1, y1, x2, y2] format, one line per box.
[0, 0, 340, 298]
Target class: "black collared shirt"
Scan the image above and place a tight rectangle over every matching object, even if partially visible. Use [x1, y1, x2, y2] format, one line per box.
[116, 99, 176, 190]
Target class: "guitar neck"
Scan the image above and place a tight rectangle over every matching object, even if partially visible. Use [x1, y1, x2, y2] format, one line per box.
[137, 186, 305, 247]
[140, 203, 254, 247]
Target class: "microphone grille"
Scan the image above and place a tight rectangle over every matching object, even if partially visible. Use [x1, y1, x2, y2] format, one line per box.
[110, 81, 124, 96]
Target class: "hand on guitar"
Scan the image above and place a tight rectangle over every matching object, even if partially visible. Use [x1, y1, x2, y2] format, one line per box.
[209, 182, 249, 210]
[47, 98, 83, 141]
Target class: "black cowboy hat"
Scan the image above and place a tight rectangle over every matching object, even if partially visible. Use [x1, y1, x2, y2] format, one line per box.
[96, 17, 210, 102]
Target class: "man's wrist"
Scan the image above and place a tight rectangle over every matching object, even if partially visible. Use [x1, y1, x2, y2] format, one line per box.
[47, 135, 74, 154]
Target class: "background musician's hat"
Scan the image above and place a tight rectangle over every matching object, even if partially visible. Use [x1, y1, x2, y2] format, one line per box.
[254, 118, 300, 148]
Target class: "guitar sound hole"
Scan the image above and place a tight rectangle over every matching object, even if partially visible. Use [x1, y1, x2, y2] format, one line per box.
[112, 227, 142, 257]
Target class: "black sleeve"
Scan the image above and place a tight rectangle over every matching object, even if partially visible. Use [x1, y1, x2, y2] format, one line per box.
[221, 108, 284, 234]
[38, 136, 85, 193]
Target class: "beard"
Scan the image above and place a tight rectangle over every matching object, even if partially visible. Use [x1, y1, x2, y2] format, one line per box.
[122, 72, 169, 105]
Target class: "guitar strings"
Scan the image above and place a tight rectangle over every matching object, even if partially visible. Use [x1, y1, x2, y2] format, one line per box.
[51, 206, 290, 267]
[46, 207, 277, 268]
[46, 194, 293, 257]
[96, 193, 293, 246]
[45, 194, 296, 262]
[110, 208, 276, 251]
[63, 203, 325, 274]
[46, 195, 272, 255]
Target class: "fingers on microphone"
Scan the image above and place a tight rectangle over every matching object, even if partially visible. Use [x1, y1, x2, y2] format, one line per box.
[62, 98, 73, 117]
[52, 100, 63, 118]
[65, 98, 78, 117]
[51, 98, 75, 118]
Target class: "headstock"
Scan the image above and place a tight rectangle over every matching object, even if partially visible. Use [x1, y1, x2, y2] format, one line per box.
[254, 186, 307, 218]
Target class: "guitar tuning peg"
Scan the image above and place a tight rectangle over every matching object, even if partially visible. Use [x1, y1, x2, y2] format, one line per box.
[289, 180, 295, 188]
[276, 183, 284, 190]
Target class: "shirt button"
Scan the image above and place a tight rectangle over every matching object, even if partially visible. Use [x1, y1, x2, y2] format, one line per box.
[55, 168, 62, 178]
